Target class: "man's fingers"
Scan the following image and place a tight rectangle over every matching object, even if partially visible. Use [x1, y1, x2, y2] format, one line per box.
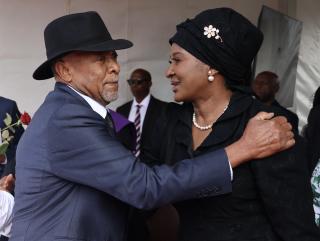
[285, 139, 295, 149]
[281, 122, 292, 132]
[287, 131, 294, 139]
[253, 111, 274, 121]
[272, 116, 288, 125]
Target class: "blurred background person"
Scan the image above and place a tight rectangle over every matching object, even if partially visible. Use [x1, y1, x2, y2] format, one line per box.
[252, 71, 299, 133]
[117, 68, 167, 164]
[0, 97, 24, 177]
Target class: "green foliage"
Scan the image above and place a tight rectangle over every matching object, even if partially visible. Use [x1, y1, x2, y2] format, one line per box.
[0, 141, 9, 155]
[3, 113, 12, 126]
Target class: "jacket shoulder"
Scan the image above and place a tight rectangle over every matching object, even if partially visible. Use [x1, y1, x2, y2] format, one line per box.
[116, 101, 132, 112]
[0, 96, 17, 109]
[151, 96, 168, 106]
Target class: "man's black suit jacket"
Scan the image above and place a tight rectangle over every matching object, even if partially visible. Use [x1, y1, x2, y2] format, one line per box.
[116, 96, 167, 165]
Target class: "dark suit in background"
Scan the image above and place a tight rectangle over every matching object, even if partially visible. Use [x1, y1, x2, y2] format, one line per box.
[117, 95, 167, 165]
[0, 97, 24, 177]
[252, 71, 299, 133]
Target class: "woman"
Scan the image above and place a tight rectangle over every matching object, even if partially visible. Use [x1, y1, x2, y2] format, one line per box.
[155, 8, 320, 241]
[306, 86, 320, 225]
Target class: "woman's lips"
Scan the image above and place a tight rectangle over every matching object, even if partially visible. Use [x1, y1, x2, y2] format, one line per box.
[171, 81, 180, 93]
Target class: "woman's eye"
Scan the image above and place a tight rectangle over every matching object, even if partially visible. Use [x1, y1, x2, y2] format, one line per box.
[170, 58, 180, 64]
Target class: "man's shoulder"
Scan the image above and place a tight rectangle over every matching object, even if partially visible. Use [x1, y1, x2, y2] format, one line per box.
[0, 97, 17, 110]
[150, 96, 167, 106]
[116, 101, 132, 112]
[35, 85, 95, 126]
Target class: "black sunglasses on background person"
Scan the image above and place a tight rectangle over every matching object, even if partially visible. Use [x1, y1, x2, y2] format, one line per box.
[127, 78, 147, 85]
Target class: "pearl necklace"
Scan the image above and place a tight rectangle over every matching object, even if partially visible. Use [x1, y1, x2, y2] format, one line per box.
[192, 103, 229, 131]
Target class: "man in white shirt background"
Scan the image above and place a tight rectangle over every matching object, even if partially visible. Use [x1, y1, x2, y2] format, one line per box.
[116, 68, 167, 165]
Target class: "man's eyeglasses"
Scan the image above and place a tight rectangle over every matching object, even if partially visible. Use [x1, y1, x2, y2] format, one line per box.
[127, 78, 147, 86]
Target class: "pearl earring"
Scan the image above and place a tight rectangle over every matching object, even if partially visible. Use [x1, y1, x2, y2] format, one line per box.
[208, 75, 214, 82]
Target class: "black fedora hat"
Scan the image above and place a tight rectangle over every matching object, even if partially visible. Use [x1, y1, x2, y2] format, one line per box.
[33, 11, 133, 80]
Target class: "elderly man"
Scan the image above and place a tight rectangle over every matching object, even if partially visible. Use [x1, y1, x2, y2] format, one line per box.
[10, 12, 294, 241]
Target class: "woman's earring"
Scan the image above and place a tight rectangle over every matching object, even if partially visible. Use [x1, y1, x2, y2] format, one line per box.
[208, 70, 214, 82]
[208, 75, 214, 82]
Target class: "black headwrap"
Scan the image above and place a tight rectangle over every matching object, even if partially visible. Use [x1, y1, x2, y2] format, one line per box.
[169, 8, 263, 90]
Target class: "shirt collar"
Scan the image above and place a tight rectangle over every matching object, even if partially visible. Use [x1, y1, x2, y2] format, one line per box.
[67, 85, 107, 118]
[133, 94, 151, 107]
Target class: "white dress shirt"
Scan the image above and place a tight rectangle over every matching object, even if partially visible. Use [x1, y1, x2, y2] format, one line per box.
[128, 94, 151, 132]
[68, 85, 107, 119]
[0, 190, 14, 237]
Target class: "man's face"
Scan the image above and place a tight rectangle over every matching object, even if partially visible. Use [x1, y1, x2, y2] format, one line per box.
[62, 51, 120, 106]
[128, 71, 151, 100]
[252, 77, 277, 103]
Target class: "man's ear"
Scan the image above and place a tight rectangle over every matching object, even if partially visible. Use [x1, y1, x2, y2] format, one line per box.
[54, 61, 72, 83]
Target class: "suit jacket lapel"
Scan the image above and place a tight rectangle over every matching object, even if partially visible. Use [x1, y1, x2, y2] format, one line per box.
[123, 101, 133, 117]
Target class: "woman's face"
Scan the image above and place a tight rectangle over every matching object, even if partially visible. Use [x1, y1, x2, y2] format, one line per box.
[166, 43, 210, 102]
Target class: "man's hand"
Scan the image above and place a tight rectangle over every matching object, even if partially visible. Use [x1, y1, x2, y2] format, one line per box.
[226, 112, 295, 167]
[0, 174, 15, 193]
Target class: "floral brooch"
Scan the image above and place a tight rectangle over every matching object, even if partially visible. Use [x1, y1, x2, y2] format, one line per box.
[203, 25, 223, 42]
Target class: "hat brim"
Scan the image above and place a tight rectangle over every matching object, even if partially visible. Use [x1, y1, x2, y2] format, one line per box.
[33, 39, 133, 80]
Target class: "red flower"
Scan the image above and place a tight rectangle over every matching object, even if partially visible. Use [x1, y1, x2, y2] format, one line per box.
[1, 111, 31, 155]
[20, 112, 31, 125]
